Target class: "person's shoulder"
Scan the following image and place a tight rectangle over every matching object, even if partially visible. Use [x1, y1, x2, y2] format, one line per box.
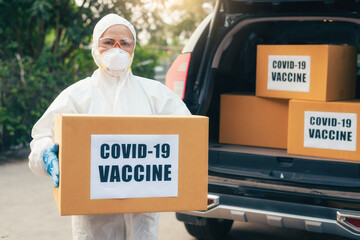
[134, 75, 184, 102]
[134, 75, 162, 85]
[60, 76, 92, 94]
[133, 75, 190, 114]
[68, 76, 92, 89]
[134, 75, 170, 91]
[51, 77, 93, 104]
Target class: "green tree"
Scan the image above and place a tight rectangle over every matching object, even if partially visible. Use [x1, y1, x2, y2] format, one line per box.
[0, 0, 159, 150]
[0, 0, 212, 150]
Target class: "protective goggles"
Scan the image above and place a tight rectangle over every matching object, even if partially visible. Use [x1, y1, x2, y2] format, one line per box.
[98, 37, 135, 51]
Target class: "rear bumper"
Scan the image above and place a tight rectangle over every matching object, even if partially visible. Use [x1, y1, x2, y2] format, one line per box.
[177, 193, 360, 239]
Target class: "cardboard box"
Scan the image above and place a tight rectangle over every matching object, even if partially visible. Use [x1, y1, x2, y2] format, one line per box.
[256, 45, 357, 101]
[219, 94, 288, 149]
[288, 99, 360, 161]
[53, 114, 209, 216]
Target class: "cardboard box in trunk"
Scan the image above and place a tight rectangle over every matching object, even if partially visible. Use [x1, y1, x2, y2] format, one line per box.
[219, 94, 288, 149]
[53, 114, 208, 216]
[256, 44, 357, 101]
[288, 99, 360, 161]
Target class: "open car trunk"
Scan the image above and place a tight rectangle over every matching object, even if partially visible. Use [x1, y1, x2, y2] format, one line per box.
[171, 2, 360, 239]
[195, 7, 360, 203]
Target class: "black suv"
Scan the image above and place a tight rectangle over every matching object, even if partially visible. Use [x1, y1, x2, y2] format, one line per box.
[166, 0, 360, 239]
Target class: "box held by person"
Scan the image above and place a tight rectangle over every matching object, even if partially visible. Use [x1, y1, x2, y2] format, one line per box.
[53, 114, 209, 216]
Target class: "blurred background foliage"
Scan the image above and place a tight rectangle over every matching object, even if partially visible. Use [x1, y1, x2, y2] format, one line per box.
[0, 0, 214, 151]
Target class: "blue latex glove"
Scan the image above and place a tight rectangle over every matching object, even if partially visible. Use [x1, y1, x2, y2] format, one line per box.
[43, 143, 59, 188]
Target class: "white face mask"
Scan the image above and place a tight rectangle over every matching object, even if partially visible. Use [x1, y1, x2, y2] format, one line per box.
[98, 48, 133, 76]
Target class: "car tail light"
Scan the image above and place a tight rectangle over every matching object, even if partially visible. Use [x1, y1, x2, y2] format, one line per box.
[345, 218, 360, 228]
[337, 212, 360, 233]
[207, 194, 219, 210]
[165, 53, 191, 100]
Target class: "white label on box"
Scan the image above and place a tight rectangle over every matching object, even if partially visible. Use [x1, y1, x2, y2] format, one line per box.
[304, 111, 357, 151]
[267, 55, 311, 92]
[90, 134, 179, 199]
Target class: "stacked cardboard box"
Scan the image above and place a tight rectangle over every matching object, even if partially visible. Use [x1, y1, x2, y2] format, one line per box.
[287, 100, 360, 161]
[256, 45, 357, 101]
[220, 44, 359, 161]
[219, 94, 288, 149]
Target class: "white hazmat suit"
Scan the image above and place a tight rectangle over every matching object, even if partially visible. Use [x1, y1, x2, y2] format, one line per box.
[28, 13, 190, 240]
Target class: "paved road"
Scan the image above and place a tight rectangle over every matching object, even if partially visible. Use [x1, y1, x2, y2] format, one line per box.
[0, 158, 195, 240]
[0, 154, 353, 240]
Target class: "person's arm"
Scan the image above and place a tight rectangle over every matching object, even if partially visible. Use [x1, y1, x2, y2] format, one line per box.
[28, 109, 59, 176]
[28, 88, 77, 177]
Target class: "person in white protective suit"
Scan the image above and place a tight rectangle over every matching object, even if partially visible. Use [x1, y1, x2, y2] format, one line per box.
[28, 13, 190, 240]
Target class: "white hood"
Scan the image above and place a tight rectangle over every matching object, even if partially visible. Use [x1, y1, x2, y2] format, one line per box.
[92, 13, 137, 79]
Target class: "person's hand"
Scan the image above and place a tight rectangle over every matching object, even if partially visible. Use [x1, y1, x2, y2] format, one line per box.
[43, 143, 59, 188]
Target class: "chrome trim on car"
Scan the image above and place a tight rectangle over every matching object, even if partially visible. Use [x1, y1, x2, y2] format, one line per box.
[206, 194, 220, 210]
[179, 195, 360, 239]
[337, 211, 360, 234]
